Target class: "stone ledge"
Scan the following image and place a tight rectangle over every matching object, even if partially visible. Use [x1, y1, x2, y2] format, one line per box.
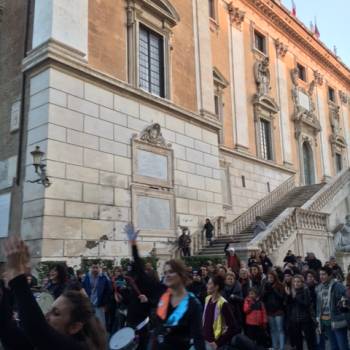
[220, 146, 296, 174]
[22, 41, 222, 133]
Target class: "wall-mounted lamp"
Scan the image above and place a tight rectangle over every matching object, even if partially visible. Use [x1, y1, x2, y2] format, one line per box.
[27, 146, 51, 187]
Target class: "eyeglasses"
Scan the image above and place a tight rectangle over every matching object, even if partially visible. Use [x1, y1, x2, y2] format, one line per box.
[164, 270, 177, 276]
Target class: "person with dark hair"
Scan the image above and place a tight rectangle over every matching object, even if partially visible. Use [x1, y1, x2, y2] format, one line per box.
[203, 218, 214, 246]
[328, 256, 344, 282]
[249, 265, 265, 294]
[305, 270, 318, 313]
[82, 261, 112, 329]
[47, 263, 68, 300]
[316, 266, 349, 350]
[283, 269, 294, 289]
[0, 236, 107, 350]
[203, 275, 239, 349]
[286, 275, 316, 350]
[152, 259, 206, 350]
[262, 271, 285, 350]
[259, 251, 273, 275]
[178, 227, 192, 257]
[247, 251, 260, 268]
[283, 250, 296, 266]
[305, 252, 322, 272]
[188, 270, 207, 306]
[243, 287, 268, 347]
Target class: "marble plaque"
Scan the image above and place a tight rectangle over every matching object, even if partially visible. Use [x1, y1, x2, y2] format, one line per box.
[0, 193, 11, 237]
[137, 196, 171, 230]
[136, 149, 168, 180]
[298, 90, 310, 111]
[10, 101, 21, 132]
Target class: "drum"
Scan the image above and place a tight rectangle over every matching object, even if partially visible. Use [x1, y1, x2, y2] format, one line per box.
[33, 291, 54, 314]
[109, 327, 138, 350]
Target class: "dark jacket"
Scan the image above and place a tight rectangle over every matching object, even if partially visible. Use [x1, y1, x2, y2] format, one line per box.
[306, 258, 322, 272]
[47, 281, 67, 300]
[82, 272, 112, 307]
[203, 222, 214, 238]
[188, 281, 207, 306]
[153, 294, 206, 350]
[286, 287, 314, 323]
[0, 275, 88, 350]
[223, 282, 244, 326]
[262, 282, 285, 315]
[260, 256, 273, 274]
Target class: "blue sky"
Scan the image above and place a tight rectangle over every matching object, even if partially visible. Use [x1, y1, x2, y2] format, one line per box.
[282, 0, 350, 67]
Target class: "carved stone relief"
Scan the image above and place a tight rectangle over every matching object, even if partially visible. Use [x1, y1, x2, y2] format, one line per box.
[139, 123, 170, 148]
[253, 57, 279, 160]
[329, 103, 347, 156]
[290, 68, 321, 141]
[275, 39, 288, 58]
[254, 57, 271, 96]
[228, 3, 245, 29]
[339, 90, 349, 105]
[132, 123, 173, 188]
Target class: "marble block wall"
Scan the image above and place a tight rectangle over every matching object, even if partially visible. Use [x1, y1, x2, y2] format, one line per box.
[22, 68, 222, 262]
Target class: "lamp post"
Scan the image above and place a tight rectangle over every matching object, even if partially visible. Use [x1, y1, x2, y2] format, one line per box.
[27, 146, 51, 187]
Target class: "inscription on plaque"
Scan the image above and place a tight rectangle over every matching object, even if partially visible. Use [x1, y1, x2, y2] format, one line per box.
[298, 90, 310, 111]
[136, 149, 168, 180]
[137, 196, 171, 230]
[0, 193, 11, 237]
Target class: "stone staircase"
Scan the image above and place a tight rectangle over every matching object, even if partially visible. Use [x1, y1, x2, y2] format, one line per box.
[198, 183, 324, 258]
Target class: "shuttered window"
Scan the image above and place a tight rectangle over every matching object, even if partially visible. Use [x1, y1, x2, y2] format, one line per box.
[260, 119, 273, 160]
[139, 25, 164, 97]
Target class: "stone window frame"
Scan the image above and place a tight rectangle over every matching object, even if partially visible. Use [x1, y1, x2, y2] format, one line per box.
[213, 67, 229, 145]
[251, 23, 269, 58]
[253, 95, 279, 162]
[296, 62, 307, 82]
[335, 152, 343, 174]
[328, 85, 336, 104]
[132, 138, 174, 189]
[126, 0, 180, 100]
[131, 184, 176, 238]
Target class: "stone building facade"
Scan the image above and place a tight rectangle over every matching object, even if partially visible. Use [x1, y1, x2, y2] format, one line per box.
[0, 0, 349, 264]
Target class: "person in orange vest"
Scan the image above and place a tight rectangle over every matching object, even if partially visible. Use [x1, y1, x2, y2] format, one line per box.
[203, 275, 239, 349]
[151, 259, 205, 350]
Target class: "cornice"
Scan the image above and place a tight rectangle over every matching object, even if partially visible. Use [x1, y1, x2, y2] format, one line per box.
[219, 146, 296, 174]
[241, 0, 350, 87]
[22, 40, 222, 133]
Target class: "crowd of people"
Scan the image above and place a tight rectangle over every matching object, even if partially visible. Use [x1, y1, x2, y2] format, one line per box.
[1, 225, 350, 350]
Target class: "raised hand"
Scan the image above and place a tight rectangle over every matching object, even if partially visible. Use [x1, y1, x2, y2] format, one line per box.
[3, 236, 31, 282]
[124, 223, 140, 242]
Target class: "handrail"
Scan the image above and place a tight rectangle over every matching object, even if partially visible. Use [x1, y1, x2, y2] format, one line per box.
[248, 207, 329, 256]
[302, 168, 350, 212]
[226, 174, 296, 236]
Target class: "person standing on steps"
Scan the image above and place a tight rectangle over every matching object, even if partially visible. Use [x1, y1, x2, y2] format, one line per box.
[203, 218, 214, 247]
[178, 227, 192, 257]
[252, 216, 267, 237]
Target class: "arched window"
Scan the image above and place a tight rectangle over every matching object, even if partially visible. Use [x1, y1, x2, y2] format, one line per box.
[302, 142, 315, 185]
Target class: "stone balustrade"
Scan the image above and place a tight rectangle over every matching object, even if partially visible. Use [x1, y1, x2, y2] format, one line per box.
[226, 175, 296, 236]
[303, 168, 350, 212]
[249, 207, 329, 256]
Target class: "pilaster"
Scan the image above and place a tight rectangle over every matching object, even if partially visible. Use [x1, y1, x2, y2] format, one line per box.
[32, 0, 88, 57]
